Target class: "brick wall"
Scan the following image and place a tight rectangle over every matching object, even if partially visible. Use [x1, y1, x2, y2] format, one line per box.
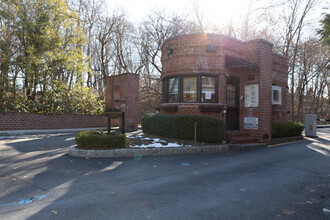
[0, 113, 107, 130]
[160, 103, 225, 119]
[271, 53, 289, 123]
[105, 73, 139, 131]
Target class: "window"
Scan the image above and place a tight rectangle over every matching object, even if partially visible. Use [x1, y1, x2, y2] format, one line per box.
[226, 84, 236, 107]
[245, 84, 259, 107]
[183, 76, 197, 102]
[272, 86, 282, 105]
[201, 76, 216, 103]
[163, 74, 218, 103]
[167, 77, 179, 103]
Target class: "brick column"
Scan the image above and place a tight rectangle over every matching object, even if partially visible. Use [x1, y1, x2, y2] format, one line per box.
[257, 40, 273, 141]
[105, 73, 139, 131]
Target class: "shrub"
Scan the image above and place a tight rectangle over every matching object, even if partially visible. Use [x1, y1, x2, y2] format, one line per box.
[142, 113, 177, 138]
[272, 122, 304, 138]
[142, 113, 226, 143]
[75, 130, 127, 149]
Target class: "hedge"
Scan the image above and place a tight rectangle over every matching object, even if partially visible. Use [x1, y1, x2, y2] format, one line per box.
[75, 130, 127, 149]
[272, 122, 304, 138]
[142, 113, 226, 143]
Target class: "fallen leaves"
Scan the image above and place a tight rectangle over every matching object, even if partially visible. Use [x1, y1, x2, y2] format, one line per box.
[323, 208, 330, 213]
[281, 208, 296, 215]
[50, 210, 58, 215]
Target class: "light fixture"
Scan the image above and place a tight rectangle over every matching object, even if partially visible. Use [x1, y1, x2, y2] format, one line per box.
[165, 45, 173, 55]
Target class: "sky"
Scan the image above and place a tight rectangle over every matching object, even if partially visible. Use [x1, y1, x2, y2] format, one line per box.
[105, 0, 329, 37]
[106, 0, 254, 24]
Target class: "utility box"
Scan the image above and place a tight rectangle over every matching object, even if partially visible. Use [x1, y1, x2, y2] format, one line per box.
[304, 114, 317, 137]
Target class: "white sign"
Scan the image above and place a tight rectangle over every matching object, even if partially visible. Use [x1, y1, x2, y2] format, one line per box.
[205, 91, 212, 100]
[245, 84, 259, 107]
[244, 117, 258, 129]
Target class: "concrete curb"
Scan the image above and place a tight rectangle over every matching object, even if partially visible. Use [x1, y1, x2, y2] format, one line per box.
[0, 127, 108, 136]
[68, 145, 230, 158]
[68, 143, 267, 158]
[270, 136, 304, 145]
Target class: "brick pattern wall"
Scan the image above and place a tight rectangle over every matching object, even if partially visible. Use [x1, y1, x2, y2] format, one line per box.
[271, 54, 289, 123]
[105, 73, 139, 131]
[160, 103, 225, 119]
[0, 113, 107, 130]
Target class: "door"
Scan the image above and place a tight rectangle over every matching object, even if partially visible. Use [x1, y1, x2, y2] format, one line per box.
[226, 77, 240, 131]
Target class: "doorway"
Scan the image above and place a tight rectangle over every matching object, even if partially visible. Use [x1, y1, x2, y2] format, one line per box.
[226, 77, 240, 131]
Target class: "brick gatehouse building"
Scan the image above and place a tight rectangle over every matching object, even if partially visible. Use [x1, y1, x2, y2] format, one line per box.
[160, 33, 288, 143]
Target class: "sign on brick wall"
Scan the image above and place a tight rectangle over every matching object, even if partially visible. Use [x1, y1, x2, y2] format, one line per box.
[245, 84, 259, 107]
[244, 117, 258, 129]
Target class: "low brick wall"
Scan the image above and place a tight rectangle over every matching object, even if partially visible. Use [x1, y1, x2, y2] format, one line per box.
[0, 113, 107, 130]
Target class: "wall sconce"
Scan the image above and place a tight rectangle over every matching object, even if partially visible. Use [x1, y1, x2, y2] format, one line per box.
[240, 96, 244, 100]
[166, 45, 173, 56]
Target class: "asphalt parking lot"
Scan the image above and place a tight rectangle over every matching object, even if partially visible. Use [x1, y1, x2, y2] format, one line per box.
[0, 128, 329, 219]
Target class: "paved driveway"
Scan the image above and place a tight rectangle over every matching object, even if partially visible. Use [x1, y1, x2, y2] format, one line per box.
[0, 129, 329, 219]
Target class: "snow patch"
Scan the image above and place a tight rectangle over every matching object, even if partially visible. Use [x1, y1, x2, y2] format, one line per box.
[130, 141, 186, 148]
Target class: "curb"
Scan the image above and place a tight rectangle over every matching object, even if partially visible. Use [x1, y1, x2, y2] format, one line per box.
[68, 143, 267, 158]
[270, 136, 304, 145]
[68, 145, 230, 158]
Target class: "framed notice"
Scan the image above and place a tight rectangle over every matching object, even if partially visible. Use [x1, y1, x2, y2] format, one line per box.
[244, 117, 258, 129]
[245, 84, 259, 107]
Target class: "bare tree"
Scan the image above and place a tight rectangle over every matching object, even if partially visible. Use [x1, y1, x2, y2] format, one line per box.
[137, 10, 195, 116]
[277, 0, 318, 121]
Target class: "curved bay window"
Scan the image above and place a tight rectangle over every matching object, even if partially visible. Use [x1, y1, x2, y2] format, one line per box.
[201, 76, 216, 103]
[163, 74, 218, 103]
[183, 76, 197, 102]
[167, 77, 179, 102]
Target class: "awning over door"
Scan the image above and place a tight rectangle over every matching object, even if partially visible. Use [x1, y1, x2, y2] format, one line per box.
[225, 55, 259, 72]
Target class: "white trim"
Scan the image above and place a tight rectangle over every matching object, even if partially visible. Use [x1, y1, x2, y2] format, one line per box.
[272, 86, 282, 105]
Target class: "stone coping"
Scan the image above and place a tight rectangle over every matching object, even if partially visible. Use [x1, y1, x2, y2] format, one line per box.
[68, 143, 267, 158]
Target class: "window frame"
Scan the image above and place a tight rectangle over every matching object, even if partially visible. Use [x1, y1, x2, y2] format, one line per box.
[201, 75, 218, 103]
[163, 76, 180, 103]
[163, 74, 219, 103]
[272, 85, 282, 105]
[182, 75, 198, 103]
